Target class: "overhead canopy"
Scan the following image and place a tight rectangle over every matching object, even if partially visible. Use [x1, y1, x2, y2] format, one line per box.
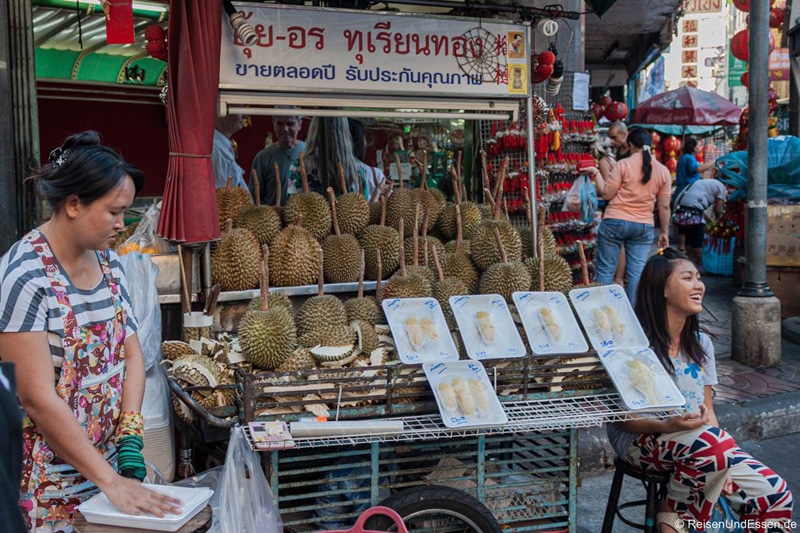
[584, 0, 620, 17]
[633, 86, 742, 126]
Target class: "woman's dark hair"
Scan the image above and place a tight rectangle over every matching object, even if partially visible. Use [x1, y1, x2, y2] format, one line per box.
[347, 118, 366, 162]
[626, 128, 653, 185]
[683, 136, 699, 156]
[634, 247, 707, 373]
[31, 131, 144, 212]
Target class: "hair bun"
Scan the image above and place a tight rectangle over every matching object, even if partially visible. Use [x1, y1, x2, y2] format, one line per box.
[60, 130, 102, 152]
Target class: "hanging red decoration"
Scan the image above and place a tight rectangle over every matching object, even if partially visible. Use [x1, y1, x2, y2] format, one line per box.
[144, 24, 168, 61]
[650, 131, 661, 146]
[604, 101, 629, 122]
[663, 136, 681, 155]
[532, 63, 554, 83]
[665, 156, 679, 174]
[599, 95, 613, 107]
[730, 30, 749, 62]
[591, 103, 606, 121]
[103, 0, 134, 44]
[732, 0, 750, 12]
[741, 71, 749, 88]
[770, 7, 785, 28]
[538, 50, 556, 66]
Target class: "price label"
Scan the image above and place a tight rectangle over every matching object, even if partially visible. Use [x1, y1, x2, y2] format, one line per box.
[609, 288, 625, 300]
[425, 300, 437, 310]
[449, 415, 467, 425]
[601, 339, 615, 348]
[406, 353, 420, 362]
[538, 343, 551, 351]
[468, 363, 481, 374]
[475, 351, 488, 358]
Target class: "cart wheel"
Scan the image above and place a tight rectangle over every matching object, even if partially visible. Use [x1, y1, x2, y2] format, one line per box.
[367, 485, 502, 533]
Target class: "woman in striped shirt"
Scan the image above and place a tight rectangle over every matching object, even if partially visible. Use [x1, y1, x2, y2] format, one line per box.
[0, 131, 180, 532]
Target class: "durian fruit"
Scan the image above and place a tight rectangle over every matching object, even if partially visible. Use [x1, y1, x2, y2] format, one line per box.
[171, 353, 220, 393]
[334, 162, 370, 235]
[431, 244, 468, 328]
[269, 215, 320, 287]
[275, 347, 318, 372]
[438, 164, 483, 240]
[211, 220, 261, 292]
[344, 249, 383, 325]
[470, 184, 522, 271]
[216, 177, 252, 231]
[299, 323, 357, 349]
[443, 204, 480, 294]
[407, 206, 445, 273]
[351, 319, 381, 353]
[520, 199, 557, 259]
[247, 292, 292, 314]
[385, 153, 419, 238]
[239, 247, 297, 370]
[411, 153, 440, 233]
[429, 187, 446, 210]
[444, 238, 470, 255]
[309, 343, 357, 363]
[368, 199, 382, 225]
[525, 254, 574, 293]
[322, 187, 361, 283]
[235, 169, 282, 246]
[479, 227, 532, 303]
[161, 340, 197, 361]
[358, 195, 400, 280]
[382, 217, 433, 300]
[283, 153, 332, 240]
[296, 246, 349, 340]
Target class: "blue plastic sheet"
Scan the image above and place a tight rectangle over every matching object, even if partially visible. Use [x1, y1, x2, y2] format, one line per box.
[716, 136, 800, 201]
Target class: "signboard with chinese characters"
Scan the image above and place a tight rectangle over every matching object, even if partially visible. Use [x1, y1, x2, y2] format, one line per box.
[680, 13, 699, 87]
[728, 54, 747, 87]
[683, 0, 722, 14]
[220, 3, 530, 98]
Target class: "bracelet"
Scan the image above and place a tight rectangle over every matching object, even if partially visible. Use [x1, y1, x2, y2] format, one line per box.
[116, 410, 144, 441]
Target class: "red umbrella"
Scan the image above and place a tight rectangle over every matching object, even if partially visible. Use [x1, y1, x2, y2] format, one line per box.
[632, 86, 742, 126]
[157, 0, 221, 244]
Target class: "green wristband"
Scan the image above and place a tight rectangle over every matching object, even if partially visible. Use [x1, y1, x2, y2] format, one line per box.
[116, 434, 147, 481]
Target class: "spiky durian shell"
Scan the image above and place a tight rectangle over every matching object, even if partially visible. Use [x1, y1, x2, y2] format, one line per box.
[404, 237, 445, 269]
[296, 295, 348, 338]
[217, 186, 252, 230]
[351, 319, 381, 353]
[247, 292, 293, 314]
[161, 340, 197, 361]
[269, 225, 320, 287]
[443, 252, 479, 294]
[479, 261, 533, 303]
[385, 189, 418, 237]
[433, 277, 468, 328]
[368, 201, 382, 225]
[413, 189, 440, 233]
[284, 192, 332, 240]
[382, 272, 432, 300]
[444, 240, 471, 254]
[171, 354, 220, 389]
[235, 205, 282, 246]
[336, 192, 371, 235]
[211, 228, 261, 291]
[299, 323, 357, 349]
[478, 203, 493, 220]
[321, 234, 362, 283]
[276, 347, 318, 372]
[345, 296, 383, 325]
[524, 255, 574, 293]
[470, 220, 522, 271]
[429, 188, 446, 209]
[406, 265, 437, 287]
[437, 201, 483, 241]
[238, 307, 297, 370]
[358, 225, 400, 280]
[520, 225, 558, 259]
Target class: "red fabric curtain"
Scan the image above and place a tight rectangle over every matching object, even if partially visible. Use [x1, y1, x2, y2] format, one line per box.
[157, 0, 222, 244]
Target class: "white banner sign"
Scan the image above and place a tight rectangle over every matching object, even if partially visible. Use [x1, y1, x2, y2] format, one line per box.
[220, 3, 530, 98]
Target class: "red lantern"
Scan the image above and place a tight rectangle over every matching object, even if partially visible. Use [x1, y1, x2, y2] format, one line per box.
[532, 63, 554, 83]
[733, 0, 750, 12]
[604, 101, 629, 122]
[144, 24, 165, 41]
[591, 103, 606, 121]
[538, 50, 556, 66]
[741, 71, 749, 88]
[663, 136, 681, 154]
[731, 29, 749, 62]
[599, 95, 613, 107]
[665, 156, 679, 174]
[650, 131, 661, 146]
[770, 7, 784, 28]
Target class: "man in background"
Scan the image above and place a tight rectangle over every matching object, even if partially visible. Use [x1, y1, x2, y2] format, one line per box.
[608, 121, 630, 160]
[251, 111, 305, 207]
[1, 362, 26, 533]
[212, 114, 249, 191]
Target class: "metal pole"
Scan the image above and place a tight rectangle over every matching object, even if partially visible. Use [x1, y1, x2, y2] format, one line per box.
[739, 0, 773, 297]
[527, 96, 538, 259]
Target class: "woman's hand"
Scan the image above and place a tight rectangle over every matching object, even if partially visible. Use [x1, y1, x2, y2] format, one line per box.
[580, 166, 599, 177]
[101, 475, 183, 517]
[658, 231, 669, 249]
[664, 404, 709, 433]
[722, 473, 735, 495]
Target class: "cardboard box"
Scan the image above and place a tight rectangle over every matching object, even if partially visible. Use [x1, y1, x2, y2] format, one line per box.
[766, 267, 800, 318]
[767, 205, 800, 266]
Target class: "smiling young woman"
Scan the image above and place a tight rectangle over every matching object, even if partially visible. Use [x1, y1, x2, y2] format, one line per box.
[606, 248, 793, 533]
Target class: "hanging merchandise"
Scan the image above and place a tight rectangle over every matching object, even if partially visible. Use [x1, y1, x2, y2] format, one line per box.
[102, 0, 135, 44]
[603, 102, 628, 122]
[144, 25, 168, 61]
[561, 175, 598, 225]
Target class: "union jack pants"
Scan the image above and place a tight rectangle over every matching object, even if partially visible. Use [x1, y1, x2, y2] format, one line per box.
[625, 426, 793, 532]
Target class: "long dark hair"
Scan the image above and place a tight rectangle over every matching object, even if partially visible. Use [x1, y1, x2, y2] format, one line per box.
[348, 118, 366, 162]
[627, 128, 653, 184]
[634, 247, 707, 373]
[31, 131, 144, 212]
[683, 136, 699, 156]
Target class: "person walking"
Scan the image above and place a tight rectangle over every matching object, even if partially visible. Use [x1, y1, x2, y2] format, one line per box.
[673, 177, 727, 270]
[0, 132, 181, 532]
[592, 128, 671, 302]
[211, 114, 248, 191]
[674, 137, 716, 201]
[250, 110, 305, 206]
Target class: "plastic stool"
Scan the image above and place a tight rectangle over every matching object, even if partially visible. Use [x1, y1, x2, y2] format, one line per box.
[601, 458, 670, 533]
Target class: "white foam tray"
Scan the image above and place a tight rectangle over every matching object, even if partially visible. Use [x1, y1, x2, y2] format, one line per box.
[512, 291, 589, 355]
[423, 360, 508, 428]
[449, 294, 526, 360]
[382, 297, 459, 364]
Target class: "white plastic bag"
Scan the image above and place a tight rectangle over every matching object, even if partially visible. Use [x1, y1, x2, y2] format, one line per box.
[561, 175, 598, 224]
[209, 426, 282, 533]
[120, 252, 161, 371]
[118, 202, 174, 255]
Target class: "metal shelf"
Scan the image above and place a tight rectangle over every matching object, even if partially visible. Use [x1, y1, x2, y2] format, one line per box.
[244, 392, 674, 450]
[216, 280, 385, 302]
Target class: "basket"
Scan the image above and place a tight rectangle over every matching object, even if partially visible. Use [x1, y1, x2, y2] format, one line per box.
[703, 236, 735, 276]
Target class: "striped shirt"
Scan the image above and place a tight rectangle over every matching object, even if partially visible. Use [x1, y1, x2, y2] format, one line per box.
[0, 236, 138, 375]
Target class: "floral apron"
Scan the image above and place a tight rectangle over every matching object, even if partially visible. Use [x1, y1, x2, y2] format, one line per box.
[19, 231, 127, 533]
[626, 356, 794, 532]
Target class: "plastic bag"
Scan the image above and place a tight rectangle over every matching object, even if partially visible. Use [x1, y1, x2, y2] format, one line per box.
[562, 175, 598, 224]
[716, 136, 800, 201]
[118, 202, 174, 255]
[120, 252, 161, 371]
[208, 426, 282, 533]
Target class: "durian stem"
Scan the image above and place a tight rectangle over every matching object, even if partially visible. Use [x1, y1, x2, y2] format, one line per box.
[419, 151, 427, 188]
[376, 249, 383, 294]
[358, 248, 365, 298]
[450, 165, 462, 205]
[299, 152, 309, 193]
[493, 227, 508, 264]
[431, 243, 445, 282]
[421, 208, 430, 265]
[226, 176, 233, 190]
[455, 203, 463, 254]
[524, 186, 532, 225]
[480, 149, 489, 193]
[252, 169, 261, 207]
[398, 217, 406, 278]
[262, 245, 270, 295]
[455, 150, 462, 184]
[225, 219, 233, 233]
[337, 162, 348, 195]
[273, 163, 282, 208]
[578, 240, 590, 287]
[493, 156, 509, 219]
[412, 203, 420, 267]
[395, 153, 404, 189]
[326, 187, 341, 236]
[483, 188, 496, 218]
[177, 244, 191, 313]
[537, 204, 547, 258]
[379, 195, 387, 227]
[538, 233, 545, 292]
[423, 238, 429, 267]
[261, 245, 270, 311]
[317, 246, 324, 296]
[295, 214, 305, 228]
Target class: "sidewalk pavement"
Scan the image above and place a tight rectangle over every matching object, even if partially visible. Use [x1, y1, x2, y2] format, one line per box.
[577, 274, 800, 528]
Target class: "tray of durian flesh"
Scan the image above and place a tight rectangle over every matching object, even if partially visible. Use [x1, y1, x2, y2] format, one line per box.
[568, 284, 649, 354]
[448, 294, 526, 360]
[512, 291, 589, 355]
[423, 360, 507, 428]
[601, 347, 686, 410]
[382, 297, 459, 364]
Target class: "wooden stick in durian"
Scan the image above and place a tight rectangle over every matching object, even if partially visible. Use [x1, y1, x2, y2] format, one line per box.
[578, 241, 590, 287]
[394, 153, 404, 190]
[273, 162, 282, 208]
[376, 249, 383, 298]
[455, 150, 462, 184]
[337, 162, 348, 196]
[326, 187, 342, 236]
[177, 244, 191, 313]
[483, 187, 497, 220]
[379, 194, 387, 227]
[398, 216, 407, 278]
[420, 150, 428, 188]
[316, 245, 324, 297]
[432, 243, 445, 282]
[493, 156, 509, 218]
[538, 223, 545, 292]
[260, 244, 270, 311]
[358, 248, 366, 298]
[422, 208, 431, 266]
[480, 149, 489, 192]
[412, 203, 420, 267]
[298, 152, 309, 193]
[251, 169, 261, 207]
[455, 203, 464, 254]
[225, 176, 233, 190]
[492, 226, 508, 264]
